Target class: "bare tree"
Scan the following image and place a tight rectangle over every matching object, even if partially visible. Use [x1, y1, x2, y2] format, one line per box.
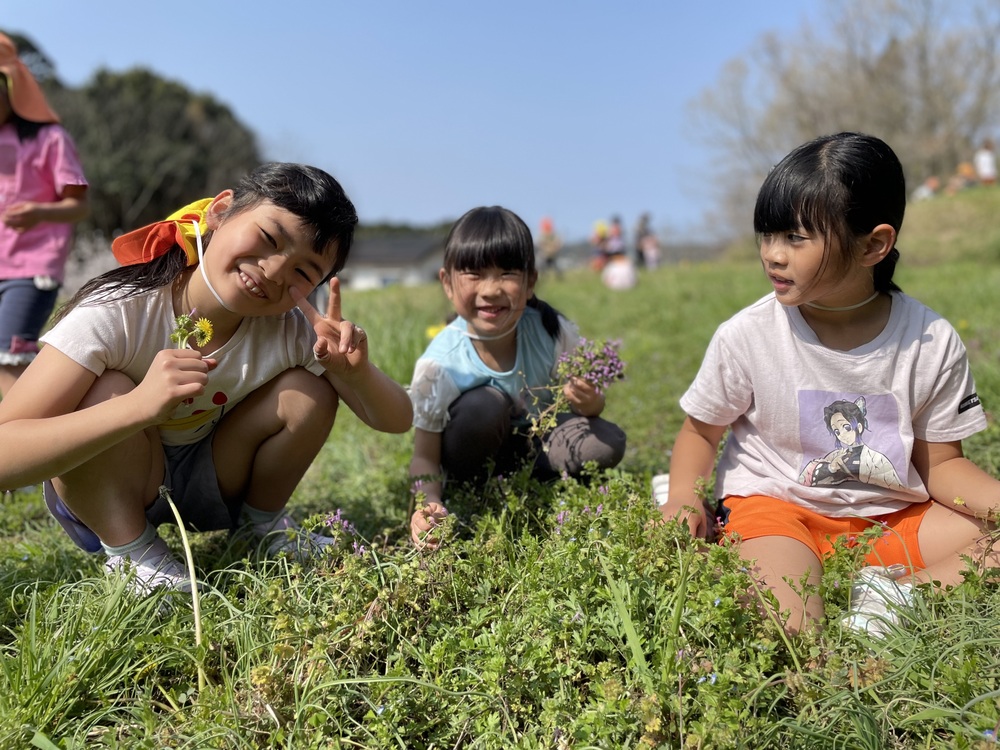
[690, 0, 1000, 237]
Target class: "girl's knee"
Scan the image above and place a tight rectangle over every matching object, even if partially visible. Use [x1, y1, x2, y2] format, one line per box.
[545, 417, 627, 474]
[917, 503, 996, 570]
[445, 387, 511, 442]
[78, 370, 137, 408]
[440, 388, 513, 477]
[270, 368, 339, 427]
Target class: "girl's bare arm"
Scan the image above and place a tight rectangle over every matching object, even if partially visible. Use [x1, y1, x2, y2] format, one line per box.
[0, 345, 212, 489]
[913, 438, 1000, 519]
[658, 416, 728, 537]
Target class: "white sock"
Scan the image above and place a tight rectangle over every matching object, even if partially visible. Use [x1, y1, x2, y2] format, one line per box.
[102, 521, 159, 560]
[240, 505, 295, 537]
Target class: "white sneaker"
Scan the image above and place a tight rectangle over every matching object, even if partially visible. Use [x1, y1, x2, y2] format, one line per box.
[652, 473, 670, 506]
[842, 565, 914, 638]
[104, 536, 192, 596]
[255, 513, 337, 561]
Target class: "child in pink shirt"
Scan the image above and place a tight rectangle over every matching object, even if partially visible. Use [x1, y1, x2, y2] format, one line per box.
[0, 32, 89, 396]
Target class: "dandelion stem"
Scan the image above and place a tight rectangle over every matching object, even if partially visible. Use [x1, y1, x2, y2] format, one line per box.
[159, 485, 208, 692]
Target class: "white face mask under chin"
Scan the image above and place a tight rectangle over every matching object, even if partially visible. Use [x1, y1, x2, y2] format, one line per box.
[458, 324, 518, 341]
[193, 220, 236, 313]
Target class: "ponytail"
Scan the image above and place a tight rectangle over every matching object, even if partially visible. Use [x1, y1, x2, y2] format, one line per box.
[526, 295, 563, 339]
[873, 247, 902, 294]
[51, 247, 189, 325]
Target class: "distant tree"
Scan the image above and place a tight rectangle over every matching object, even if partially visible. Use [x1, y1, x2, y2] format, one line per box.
[48, 68, 261, 238]
[356, 220, 456, 238]
[689, 0, 1000, 237]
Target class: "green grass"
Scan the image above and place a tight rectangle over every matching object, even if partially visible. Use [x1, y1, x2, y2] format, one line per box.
[2, 191, 1000, 747]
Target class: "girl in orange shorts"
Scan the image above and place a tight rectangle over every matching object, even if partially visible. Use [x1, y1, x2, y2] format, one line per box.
[657, 133, 1000, 635]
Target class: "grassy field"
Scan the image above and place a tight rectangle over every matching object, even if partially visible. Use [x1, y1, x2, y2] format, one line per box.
[2, 189, 1000, 747]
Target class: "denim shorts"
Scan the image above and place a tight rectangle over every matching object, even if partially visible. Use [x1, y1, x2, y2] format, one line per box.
[43, 435, 239, 553]
[0, 279, 59, 366]
[0, 277, 60, 365]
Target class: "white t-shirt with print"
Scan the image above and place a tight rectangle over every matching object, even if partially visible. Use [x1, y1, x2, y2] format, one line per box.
[41, 285, 326, 446]
[680, 292, 987, 518]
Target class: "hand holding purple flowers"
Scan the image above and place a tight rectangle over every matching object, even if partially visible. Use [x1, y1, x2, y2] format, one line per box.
[556, 338, 626, 393]
[530, 338, 626, 437]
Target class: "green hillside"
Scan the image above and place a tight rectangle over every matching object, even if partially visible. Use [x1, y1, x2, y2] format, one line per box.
[1, 206, 999, 747]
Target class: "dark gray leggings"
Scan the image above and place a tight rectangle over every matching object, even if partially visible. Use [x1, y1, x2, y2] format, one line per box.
[440, 386, 627, 486]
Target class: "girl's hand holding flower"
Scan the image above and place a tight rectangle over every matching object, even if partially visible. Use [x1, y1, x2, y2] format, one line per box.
[410, 501, 449, 549]
[136, 310, 217, 425]
[138, 348, 216, 424]
[557, 338, 625, 417]
[564, 376, 604, 417]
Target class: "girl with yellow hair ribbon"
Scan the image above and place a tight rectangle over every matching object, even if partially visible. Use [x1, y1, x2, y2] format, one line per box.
[0, 162, 413, 597]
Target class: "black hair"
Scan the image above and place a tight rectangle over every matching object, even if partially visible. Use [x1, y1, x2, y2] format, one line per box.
[443, 206, 562, 339]
[0, 72, 47, 141]
[753, 132, 904, 293]
[823, 398, 868, 447]
[225, 162, 357, 278]
[54, 162, 357, 322]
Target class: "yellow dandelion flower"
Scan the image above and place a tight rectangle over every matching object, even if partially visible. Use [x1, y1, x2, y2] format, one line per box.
[193, 317, 214, 347]
[170, 309, 214, 348]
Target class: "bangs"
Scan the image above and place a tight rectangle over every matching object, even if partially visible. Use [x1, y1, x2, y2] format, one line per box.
[448, 236, 531, 271]
[753, 165, 844, 238]
[444, 207, 535, 272]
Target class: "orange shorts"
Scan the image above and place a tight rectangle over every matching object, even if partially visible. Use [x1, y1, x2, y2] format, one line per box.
[720, 495, 928, 569]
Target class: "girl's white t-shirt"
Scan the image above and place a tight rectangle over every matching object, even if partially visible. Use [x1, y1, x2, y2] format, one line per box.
[41, 285, 325, 446]
[680, 292, 986, 518]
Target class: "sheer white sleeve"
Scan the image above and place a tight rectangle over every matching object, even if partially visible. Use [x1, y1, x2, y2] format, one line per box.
[409, 358, 462, 432]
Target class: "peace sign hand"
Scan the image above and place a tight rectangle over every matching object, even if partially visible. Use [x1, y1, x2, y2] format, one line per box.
[292, 278, 369, 378]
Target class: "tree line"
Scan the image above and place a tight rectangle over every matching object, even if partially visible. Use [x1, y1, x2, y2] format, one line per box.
[6, 31, 261, 248]
[690, 0, 1000, 236]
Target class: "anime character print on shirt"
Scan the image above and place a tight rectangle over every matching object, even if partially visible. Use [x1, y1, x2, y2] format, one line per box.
[798, 393, 905, 491]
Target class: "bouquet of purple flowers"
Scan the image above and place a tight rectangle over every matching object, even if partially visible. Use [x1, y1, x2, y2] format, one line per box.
[529, 338, 626, 440]
[556, 337, 626, 392]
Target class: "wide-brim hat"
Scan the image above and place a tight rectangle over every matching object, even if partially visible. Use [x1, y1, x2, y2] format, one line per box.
[0, 33, 59, 124]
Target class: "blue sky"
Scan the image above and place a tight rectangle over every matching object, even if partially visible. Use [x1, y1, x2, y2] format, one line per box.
[5, 2, 820, 242]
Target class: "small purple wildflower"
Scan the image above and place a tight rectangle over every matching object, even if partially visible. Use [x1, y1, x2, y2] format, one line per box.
[556, 338, 626, 393]
[323, 508, 356, 535]
[556, 510, 570, 526]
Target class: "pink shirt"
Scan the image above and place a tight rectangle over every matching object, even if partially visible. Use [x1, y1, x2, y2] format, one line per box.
[0, 122, 88, 282]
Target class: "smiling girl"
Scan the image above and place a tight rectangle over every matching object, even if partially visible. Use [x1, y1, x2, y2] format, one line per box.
[0, 162, 412, 594]
[408, 206, 626, 548]
[657, 133, 1000, 636]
